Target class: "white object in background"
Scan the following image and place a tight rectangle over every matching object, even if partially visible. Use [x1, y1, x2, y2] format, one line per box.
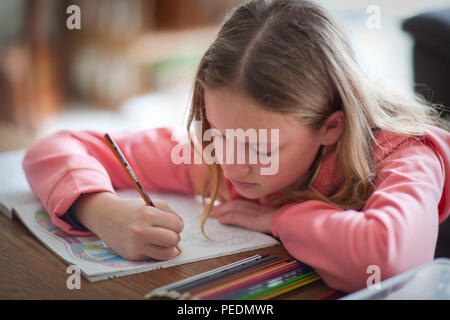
[342, 258, 450, 300]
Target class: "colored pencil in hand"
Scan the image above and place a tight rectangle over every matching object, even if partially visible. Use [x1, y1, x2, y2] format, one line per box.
[104, 132, 182, 254]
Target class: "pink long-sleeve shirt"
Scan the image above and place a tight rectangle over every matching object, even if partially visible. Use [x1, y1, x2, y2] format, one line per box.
[23, 124, 450, 293]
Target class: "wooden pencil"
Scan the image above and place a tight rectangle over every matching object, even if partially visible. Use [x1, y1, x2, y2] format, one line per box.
[166, 254, 277, 296]
[104, 133, 182, 254]
[238, 271, 318, 300]
[195, 262, 305, 300]
[182, 256, 288, 297]
[255, 274, 321, 300]
[215, 267, 315, 300]
[146, 253, 319, 300]
[145, 254, 262, 298]
[191, 260, 302, 300]
[201, 265, 313, 300]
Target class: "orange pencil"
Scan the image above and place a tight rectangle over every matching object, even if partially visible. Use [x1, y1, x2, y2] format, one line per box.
[192, 259, 300, 299]
[104, 133, 182, 254]
[185, 257, 292, 296]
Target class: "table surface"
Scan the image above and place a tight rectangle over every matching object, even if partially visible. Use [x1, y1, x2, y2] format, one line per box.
[0, 212, 335, 300]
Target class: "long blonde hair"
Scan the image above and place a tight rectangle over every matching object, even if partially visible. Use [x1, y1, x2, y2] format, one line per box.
[186, 0, 447, 236]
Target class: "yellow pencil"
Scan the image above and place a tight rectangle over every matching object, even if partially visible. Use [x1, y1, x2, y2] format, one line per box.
[258, 275, 321, 300]
[104, 133, 182, 254]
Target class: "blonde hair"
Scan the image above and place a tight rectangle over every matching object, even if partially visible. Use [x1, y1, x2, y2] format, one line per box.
[186, 0, 448, 236]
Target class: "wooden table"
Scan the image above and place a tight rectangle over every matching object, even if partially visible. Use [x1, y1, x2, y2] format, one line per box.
[0, 212, 334, 300]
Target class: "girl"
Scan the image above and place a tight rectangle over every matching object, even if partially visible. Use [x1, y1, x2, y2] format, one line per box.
[23, 0, 449, 293]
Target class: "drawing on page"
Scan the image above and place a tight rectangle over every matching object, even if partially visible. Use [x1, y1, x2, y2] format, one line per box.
[34, 211, 155, 268]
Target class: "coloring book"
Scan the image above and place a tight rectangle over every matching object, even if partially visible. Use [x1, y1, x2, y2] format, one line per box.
[0, 150, 279, 281]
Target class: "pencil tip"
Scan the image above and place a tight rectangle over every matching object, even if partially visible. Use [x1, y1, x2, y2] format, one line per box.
[167, 291, 181, 299]
[179, 292, 190, 300]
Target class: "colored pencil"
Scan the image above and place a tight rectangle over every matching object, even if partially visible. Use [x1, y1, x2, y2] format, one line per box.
[237, 269, 319, 300]
[145, 254, 322, 300]
[252, 274, 321, 300]
[145, 254, 263, 298]
[182, 257, 294, 298]
[214, 267, 315, 300]
[169, 254, 278, 296]
[104, 133, 182, 254]
[179, 256, 284, 297]
[187, 261, 309, 300]
[191, 260, 303, 300]
[214, 268, 315, 300]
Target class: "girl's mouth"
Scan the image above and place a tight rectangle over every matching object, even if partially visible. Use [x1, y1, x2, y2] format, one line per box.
[230, 179, 257, 189]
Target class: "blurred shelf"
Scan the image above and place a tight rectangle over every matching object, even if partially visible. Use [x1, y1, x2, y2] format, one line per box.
[128, 26, 219, 64]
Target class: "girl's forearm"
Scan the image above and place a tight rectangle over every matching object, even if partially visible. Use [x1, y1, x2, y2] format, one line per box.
[70, 191, 117, 234]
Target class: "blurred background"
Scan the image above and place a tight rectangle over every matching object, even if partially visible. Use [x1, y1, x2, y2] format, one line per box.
[0, 0, 449, 152]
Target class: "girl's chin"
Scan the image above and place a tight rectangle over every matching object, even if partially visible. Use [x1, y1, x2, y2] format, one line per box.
[234, 185, 266, 199]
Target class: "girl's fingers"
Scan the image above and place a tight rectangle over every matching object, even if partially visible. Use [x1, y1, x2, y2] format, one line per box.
[141, 226, 181, 248]
[210, 205, 225, 217]
[153, 199, 175, 213]
[210, 200, 276, 232]
[150, 209, 184, 233]
[211, 200, 245, 216]
[153, 200, 183, 220]
[218, 212, 253, 230]
[217, 209, 273, 233]
[141, 243, 180, 260]
[210, 200, 261, 217]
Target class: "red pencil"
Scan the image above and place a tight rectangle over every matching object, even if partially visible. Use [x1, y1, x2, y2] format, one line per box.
[192, 260, 302, 299]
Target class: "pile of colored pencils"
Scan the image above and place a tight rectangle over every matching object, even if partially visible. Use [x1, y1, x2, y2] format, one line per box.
[145, 254, 321, 300]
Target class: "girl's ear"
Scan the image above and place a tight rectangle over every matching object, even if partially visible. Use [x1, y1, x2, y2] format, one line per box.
[320, 110, 344, 146]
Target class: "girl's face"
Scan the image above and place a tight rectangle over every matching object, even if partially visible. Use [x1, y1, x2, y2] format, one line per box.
[204, 87, 334, 199]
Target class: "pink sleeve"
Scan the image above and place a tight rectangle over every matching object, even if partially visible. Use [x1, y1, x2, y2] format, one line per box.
[23, 129, 197, 236]
[270, 138, 445, 293]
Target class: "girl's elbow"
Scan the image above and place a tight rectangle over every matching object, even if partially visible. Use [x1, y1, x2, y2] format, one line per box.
[364, 213, 437, 285]
[322, 237, 435, 294]
[348, 235, 435, 293]
[381, 244, 434, 282]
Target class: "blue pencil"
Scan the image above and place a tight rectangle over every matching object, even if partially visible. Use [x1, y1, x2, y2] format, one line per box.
[212, 265, 314, 300]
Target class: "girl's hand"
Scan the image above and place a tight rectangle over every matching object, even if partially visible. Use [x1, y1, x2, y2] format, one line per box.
[72, 192, 184, 261]
[209, 199, 277, 234]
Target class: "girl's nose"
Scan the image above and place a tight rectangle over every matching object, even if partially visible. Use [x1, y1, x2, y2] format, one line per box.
[221, 163, 251, 181]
